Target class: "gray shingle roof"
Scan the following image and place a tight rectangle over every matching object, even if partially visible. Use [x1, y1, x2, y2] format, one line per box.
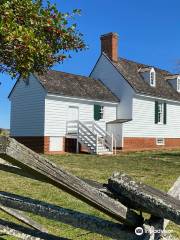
[37, 70, 119, 102]
[112, 57, 180, 102]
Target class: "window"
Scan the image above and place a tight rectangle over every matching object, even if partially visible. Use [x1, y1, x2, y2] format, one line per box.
[150, 68, 156, 87]
[158, 102, 163, 124]
[94, 105, 104, 120]
[177, 77, 180, 92]
[100, 106, 104, 119]
[155, 101, 167, 124]
[156, 138, 165, 146]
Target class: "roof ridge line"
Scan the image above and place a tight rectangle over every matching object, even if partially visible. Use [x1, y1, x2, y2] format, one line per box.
[118, 57, 173, 74]
[47, 69, 94, 80]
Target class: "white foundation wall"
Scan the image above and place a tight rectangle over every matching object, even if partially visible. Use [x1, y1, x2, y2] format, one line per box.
[123, 95, 180, 138]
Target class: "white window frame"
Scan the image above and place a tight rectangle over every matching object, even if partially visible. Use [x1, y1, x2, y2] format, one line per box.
[156, 138, 165, 146]
[157, 102, 164, 124]
[177, 76, 180, 92]
[150, 68, 156, 87]
[100, 106, 104, 119]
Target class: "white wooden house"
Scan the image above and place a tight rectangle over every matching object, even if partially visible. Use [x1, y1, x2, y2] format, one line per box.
[9, 71, 119, 154]
[9, 32, 180, 153]
[91, 33, 180, 150]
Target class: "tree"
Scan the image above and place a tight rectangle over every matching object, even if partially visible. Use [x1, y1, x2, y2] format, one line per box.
[0, 0, 86, 79]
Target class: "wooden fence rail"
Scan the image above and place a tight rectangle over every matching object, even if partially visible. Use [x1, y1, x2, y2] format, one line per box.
[0, 191, 138, 240]
[108, 173, 180, 224]
[0, 219, 68, 240]
[0, 205, 48, 233]
[0, 136, 179, 240]
[0, 136, 142, 226]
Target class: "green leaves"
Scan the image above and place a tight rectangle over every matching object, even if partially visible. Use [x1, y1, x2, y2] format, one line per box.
[0, 0, 86, 79]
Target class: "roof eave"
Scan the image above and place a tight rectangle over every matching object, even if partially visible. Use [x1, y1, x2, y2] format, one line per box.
[8, 79, 19, 99]
[135, 92, 180, 104]
[46, 92, 120, 104]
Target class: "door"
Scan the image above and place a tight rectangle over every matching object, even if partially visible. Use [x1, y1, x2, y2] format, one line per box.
[67, 106, 79, 134]
[68, 106, 79, 121]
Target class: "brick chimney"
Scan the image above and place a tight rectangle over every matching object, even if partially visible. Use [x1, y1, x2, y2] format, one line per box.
[100, 32, 118, 62]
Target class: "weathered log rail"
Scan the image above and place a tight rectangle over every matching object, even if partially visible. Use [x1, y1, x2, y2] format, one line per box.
[0, 136, 141, 226]
[0, 219, 68, 240]
[0, 191, 138, 240]
[0, 204, 48, 233]
[0, 136, 180, 240]
[108, 173, 180, 224]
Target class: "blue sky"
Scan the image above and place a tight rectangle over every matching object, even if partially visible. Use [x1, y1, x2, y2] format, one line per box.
[1, 0, 180, 128]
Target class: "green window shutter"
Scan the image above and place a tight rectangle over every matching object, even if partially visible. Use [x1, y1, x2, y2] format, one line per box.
[94, 105, 101, 121]
[163, 102, 167, 124]
[155, 101, 158, 124]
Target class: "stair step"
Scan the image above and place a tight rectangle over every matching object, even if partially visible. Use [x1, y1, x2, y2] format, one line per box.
[73, 121, 114, 155]
[98, 147, 109, 151]
[79, 140, 95, 144]
[98, 150, 110, 153]
[97, 152, 113, 155]
[84, 143, 95, 147]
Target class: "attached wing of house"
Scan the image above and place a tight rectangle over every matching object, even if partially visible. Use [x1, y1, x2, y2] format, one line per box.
[9, 70, 119, 155]
[91, 32, 180, 150]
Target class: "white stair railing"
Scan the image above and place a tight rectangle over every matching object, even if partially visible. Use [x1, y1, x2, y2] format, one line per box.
[67, 121, 97, 154]
[66, 120, 117, 155]
[93, 122, 116, 155]
[66, 120, 79, 134]
[96, 134, 98, 155]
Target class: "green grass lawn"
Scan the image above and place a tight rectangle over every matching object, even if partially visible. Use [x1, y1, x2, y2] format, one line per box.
[0, 150, 180, 239]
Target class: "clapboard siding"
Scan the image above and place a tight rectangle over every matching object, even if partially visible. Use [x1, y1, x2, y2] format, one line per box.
[107, 123, 123, 147]
[45, 95, 117, 136]
[123, 96, 180, 138]
[103, 105, 117, 122]
[10, 75, 46, 136]
[91, 54, 134, 119]
[91, 54, 180, 142]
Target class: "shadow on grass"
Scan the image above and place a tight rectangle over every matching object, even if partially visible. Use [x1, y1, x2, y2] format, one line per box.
[154, 152, 180, 158]
[0, 163, 48, 183]
[0, 163, 107, 190]
[0, 219, 68, 240]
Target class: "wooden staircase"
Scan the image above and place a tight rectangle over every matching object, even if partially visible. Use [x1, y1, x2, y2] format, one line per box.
[66, 121, 116, 155]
